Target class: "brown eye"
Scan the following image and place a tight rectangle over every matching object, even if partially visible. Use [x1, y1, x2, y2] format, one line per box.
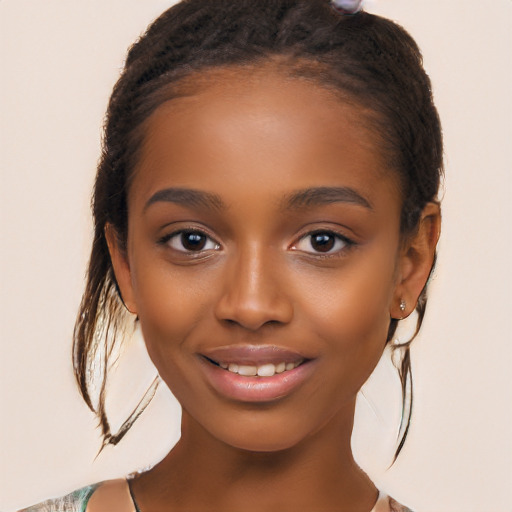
[181, 232, 207, 251]
[310, 233, 336, 252]
[167, 230, 220, 252]
[291, 231, 352, 255]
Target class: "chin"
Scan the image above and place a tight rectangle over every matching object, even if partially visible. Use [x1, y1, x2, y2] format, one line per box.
[221, 432, 306, 454]
[240, 430, 303, 452]
[201, 410, 323, 454]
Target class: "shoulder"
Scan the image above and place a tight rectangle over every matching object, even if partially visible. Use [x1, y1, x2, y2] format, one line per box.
[373, 492, 414, 512]
[19, 479, 134, 512]
[19, 484, 99, 512]
[387, 495, 414, 512]
[388, 496, 414, 512]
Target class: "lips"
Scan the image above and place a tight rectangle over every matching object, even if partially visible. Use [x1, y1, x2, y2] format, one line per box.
[202, 344, 307, 366]
[198, 345, 316, 402]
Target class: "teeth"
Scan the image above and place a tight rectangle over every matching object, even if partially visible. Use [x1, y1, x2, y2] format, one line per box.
[275, 362, 286, 374]
[257, 363, 275, 377]
[238, 365, 258, 376]
[220, 360, 303, 377]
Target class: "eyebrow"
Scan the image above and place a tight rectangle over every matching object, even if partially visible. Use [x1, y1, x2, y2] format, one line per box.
[144, 187, 225, 212]
[283, 186, 373, 210]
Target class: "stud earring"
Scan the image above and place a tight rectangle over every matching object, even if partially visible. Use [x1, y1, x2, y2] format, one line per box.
[398, 299, 407, 319]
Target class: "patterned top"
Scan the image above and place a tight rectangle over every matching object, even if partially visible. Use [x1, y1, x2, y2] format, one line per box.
[20, 482, 413, 512]
[20, 485, 99, 512]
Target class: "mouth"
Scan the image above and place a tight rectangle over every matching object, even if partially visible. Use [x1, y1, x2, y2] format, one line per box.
[204, 356, 305, 377]
[198, 345, 316, 402]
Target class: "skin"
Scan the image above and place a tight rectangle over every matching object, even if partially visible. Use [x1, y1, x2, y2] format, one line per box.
[106, 67, 440, 512]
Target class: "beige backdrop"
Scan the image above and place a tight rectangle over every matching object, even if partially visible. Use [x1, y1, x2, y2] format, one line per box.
[1, 1, 511, 511]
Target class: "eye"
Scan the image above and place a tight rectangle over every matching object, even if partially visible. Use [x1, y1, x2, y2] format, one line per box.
[291, 231, 352, 255]
[165, 230, 220, 253]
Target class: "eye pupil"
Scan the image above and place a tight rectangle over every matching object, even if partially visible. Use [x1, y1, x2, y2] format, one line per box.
[181, 232, 207, 251]
[311, 233, 335, 252]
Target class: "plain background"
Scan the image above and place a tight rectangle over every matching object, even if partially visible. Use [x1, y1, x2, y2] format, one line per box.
[1, 1, 511, 511]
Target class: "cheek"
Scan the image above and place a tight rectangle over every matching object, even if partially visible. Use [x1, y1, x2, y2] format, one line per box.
[130, 259, 215, 370]
[296, 251, 397, 390]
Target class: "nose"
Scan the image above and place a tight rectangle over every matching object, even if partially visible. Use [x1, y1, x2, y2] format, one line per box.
[214, 245, 294, 331]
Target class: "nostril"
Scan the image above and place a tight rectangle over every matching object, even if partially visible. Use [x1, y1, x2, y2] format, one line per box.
[214, 261, 294, 330]
[221, 317, 288, 331]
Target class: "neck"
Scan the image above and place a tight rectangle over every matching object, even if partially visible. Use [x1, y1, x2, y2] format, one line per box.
[132, 401, 378, 512]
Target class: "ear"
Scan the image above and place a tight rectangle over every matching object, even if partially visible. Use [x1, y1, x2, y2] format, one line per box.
[105, 223, 138, 315]
[391, 202, 441, 319]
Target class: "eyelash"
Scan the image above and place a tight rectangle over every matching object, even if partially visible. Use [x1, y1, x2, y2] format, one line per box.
[158, 228, 355, 257]
[291, 230, 355, 257]
[158, 229, 220, 253]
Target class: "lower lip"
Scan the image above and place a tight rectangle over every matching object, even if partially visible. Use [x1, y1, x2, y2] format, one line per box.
[198, 357, 316, 403]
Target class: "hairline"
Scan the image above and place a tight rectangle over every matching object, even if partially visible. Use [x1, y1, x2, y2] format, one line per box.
[122, 57, 404, 234]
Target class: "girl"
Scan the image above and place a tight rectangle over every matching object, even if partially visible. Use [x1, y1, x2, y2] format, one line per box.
[21, 0, 442, 510]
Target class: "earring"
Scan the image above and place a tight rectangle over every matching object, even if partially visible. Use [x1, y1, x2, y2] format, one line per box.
[398, 299, 407, 319]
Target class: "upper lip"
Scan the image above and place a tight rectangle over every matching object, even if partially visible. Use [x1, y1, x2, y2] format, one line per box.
[201, 345, 309, 366]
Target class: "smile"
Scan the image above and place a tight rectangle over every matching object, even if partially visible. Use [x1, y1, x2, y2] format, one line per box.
[211, 359, 304, 377]
[198, 345, 315, 402]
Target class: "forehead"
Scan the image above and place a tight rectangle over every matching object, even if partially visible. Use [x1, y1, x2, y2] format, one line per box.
[130, 67, 400, 212]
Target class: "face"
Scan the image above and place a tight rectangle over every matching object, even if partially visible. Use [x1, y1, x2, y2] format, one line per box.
[110, 68, 410, 452]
